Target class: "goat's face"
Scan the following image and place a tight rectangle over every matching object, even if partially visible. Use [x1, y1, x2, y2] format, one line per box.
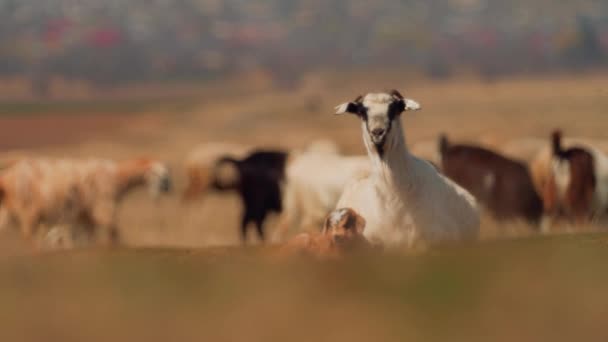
[335, 90, 420, 156]
[323, 208, 366, 248]
[145, 161, 172, 197]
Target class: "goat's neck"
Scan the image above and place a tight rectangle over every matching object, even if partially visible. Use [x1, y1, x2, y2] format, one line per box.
[116, 161, 148, 200]
[365, 121, 414, 191]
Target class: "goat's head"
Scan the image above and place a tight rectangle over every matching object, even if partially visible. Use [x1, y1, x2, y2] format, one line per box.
[212, 157, 241, 190]
[118, 158, 171, 198]
[322, 207, 366, 248]
[143, 160, 172, 197]
[551, 129, 563, 156]
[335, 90, 420, 157]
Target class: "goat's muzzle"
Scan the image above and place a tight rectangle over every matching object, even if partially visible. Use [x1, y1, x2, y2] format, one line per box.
[370, 128, 387, 146]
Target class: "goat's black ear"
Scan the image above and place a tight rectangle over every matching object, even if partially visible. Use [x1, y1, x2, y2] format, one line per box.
[335, 102, 360, 115]
[393, 99, 406, 113]
[390, 89, 404, 100]
[335, 95, 363, 115]
[390, 90, 420, 114]
[390, 90, 405, 113]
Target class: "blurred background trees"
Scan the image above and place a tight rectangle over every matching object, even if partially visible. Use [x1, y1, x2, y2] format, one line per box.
[0, 0, 606, 95]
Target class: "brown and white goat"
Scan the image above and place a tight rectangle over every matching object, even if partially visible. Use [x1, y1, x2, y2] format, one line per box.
[281, 208, 370, 258]
[530, 131, 608, 229]
[0, 157, 171, 247]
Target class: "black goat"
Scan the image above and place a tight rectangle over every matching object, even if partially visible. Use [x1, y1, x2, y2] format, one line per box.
[213, 150, 288, 243]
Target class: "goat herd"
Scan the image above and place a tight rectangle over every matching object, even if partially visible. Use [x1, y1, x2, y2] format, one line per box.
[0, 89, 606, 257]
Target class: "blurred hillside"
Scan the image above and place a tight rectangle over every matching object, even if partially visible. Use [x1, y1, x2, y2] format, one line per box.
[2, 0, 607, 97]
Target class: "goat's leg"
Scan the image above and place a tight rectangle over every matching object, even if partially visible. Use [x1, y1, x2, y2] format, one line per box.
[254, 217, 266, 243]
[0, 207, 12, 232]
[18, 210, 38, 238]
[271, 185, 299, 242]
[562, 206, 584, 233]
[540, 214, 554, 235]
[95, 222, 120, 246]
[107, 225, 121, 245]
[272, 212, 294, 243]
[91, 203, 120, 246]
[17, 210, 41, 250]
[240, 213, 250, 244]
[96, 219, 120, 246]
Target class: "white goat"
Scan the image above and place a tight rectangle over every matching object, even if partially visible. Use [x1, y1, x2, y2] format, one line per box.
[334, 90, 479, 248]
[273, 149, 369, 241]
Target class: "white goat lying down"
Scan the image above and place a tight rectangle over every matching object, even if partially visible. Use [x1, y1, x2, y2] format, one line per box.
[0, 157, 171, 247]
[335, 90, 480, 248]
[273, 148, 369, 240]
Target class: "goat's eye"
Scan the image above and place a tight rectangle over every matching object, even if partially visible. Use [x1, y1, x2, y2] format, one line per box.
[357, 107, 368, 119]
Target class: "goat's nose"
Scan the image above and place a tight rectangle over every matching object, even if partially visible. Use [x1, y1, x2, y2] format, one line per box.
[371, 128, 385, 137]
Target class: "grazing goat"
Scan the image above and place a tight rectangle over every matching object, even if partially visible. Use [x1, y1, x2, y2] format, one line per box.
[439, 134, 543, 225]
[281, 208, 370, 258]
[531, 131, 608, 228]
[212, 150, 288, 243]
[335, 90, 479, 248]
[273, 149, 369, 241]
[182, 142, 251, 200]
[0, 157, 171, 246]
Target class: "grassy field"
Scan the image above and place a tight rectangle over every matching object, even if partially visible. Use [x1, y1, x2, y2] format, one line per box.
[1, 234, 608, 341]
[0, 72, 607, 341]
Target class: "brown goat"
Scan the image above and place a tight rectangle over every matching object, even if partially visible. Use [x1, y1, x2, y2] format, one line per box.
[542, 130, 596, 225]
[439, 134, 543, 226]
[182, 143, 251, 200]
[281, 208, 369, 258]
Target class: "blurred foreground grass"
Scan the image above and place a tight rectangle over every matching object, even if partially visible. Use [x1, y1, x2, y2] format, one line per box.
[1, 73, 608, 341]
[1, 233, 608, 342]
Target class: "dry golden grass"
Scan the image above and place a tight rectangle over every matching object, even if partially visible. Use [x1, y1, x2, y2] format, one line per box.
[0, 72, 607, 341]
[1, 71, 607, 248]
